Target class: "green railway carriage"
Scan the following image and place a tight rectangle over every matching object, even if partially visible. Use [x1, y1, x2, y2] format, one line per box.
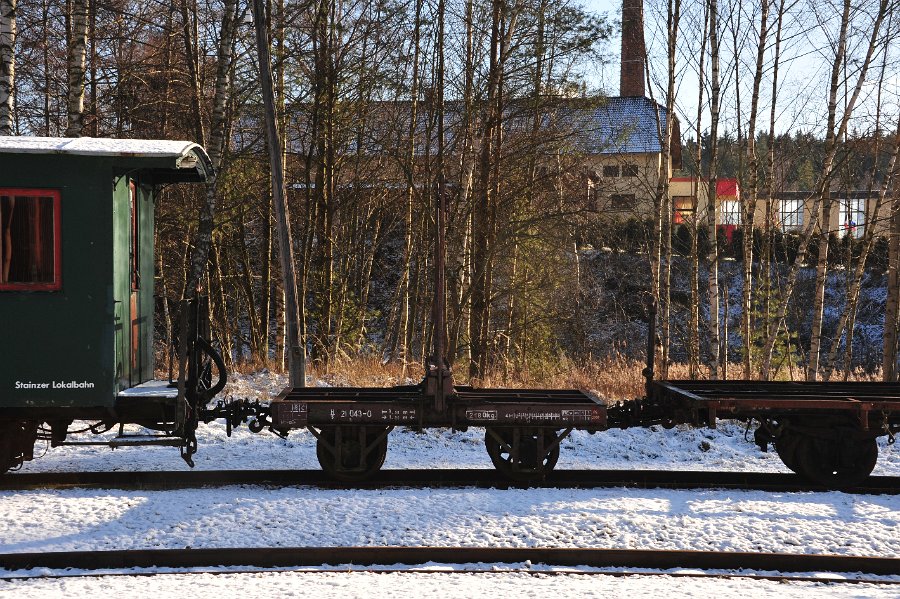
[0, 137, 214, 472]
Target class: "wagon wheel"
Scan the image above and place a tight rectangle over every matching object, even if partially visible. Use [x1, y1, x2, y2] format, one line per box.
[0, 426, 11, 475]
[484, 427, 561, 483]
[315, 426, 389, 482]
[795, 433, 878, 489]
[773, 431, 802, 475]
[0, 421, 38, 474]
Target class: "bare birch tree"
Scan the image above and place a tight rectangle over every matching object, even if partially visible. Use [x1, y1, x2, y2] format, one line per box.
[0, 0, 14, 135]
[826, 130, 898, 379]
[824, 35, 895, 380]
[687, 0, 709, 379]
[64, 0, 87, 137]
[740, 0, 769, 379]
[762, 0, 888, 379]
[707, 0, 722, 378]
[390, 0, 423, 373]
[886, 156, 900, 381]
[655, 0, 681, 378]
[759, 0, 788, 380]
[807, 0, 887, 381]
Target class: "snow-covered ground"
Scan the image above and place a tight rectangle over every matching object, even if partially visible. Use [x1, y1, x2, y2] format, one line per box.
[5, 570, 900, 599]
[2, 373, 900, 597]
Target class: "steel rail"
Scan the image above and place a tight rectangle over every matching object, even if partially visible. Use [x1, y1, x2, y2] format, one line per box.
[1, 547, 899, 580]
[1, 469, 899, 493]
[1, 565, 898, 585]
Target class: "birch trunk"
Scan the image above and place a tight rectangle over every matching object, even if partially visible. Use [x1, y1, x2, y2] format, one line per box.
[885, 178, 900, 381]
[707, 0, 721, 379]
[656, 0, 681, 379]
[174, 0, 242, 426]
[763, 0, 888, 378]
[0, 0, 14, 135]
[824, 191, 887, 379]
[825, 49, 895, 380]
[689, 1, 709, 379]
[760, 0, 785, 380]
[470, 0, 502, 378]
[395, 0, 422, 371]
[64, 0, 87, 137]
[741, 0, 769, 379]
[807, 0, 887, 381]
[183, 0, 237, 301]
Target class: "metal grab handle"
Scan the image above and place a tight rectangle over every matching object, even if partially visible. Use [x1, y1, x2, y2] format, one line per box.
[195, 336, 227, 401]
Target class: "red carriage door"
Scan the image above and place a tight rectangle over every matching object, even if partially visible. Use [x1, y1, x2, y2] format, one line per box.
[129, 182, 141, 383]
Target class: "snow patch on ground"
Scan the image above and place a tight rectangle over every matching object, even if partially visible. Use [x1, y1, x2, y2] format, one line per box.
[1, 486, 898, 556]
[5, 570, 900, 599]
[0, 572, 897, 599]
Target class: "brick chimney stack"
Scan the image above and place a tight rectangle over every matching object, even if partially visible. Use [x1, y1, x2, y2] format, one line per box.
[620, 0, 646, 97]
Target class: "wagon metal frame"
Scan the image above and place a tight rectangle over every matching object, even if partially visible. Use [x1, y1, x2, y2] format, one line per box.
[649, 380, 900, 431]
[640, 378, 900, 488]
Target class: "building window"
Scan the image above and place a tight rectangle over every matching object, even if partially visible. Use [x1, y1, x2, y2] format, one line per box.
[780, 198, 803, 231]
[673, 196, 694, 224]
[603, 165, 619, 178]
[610, 193, 635, 211]
[622, 164, 639, 177]
[0, 189, 61, 291]
[719, 200, 741, 225]
[838, 197, 866, 238]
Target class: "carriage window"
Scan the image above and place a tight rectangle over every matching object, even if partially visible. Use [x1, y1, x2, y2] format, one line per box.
[0, 189, 61, 291]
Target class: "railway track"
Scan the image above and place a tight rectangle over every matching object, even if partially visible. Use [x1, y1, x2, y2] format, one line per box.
[1, 469, 899, 493]
[1, 546, 899, 584]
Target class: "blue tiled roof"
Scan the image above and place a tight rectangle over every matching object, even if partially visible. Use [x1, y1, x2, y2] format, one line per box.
[554, 96, 668, 154]
[237, 96, 669, 157]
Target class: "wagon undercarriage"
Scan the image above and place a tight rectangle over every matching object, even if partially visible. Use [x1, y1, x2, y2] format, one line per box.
[255, 378, 900, 487]
[266, 385, 604, 482]
[644, 380, 900, 488]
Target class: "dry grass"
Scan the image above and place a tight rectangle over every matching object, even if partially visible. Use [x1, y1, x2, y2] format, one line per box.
[165, 350, 886, 403]
[471, 355, 648, 401]
[259, 354, 699, 401]
[309, 356, 426, 388]
[306, 358, 886, 402]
